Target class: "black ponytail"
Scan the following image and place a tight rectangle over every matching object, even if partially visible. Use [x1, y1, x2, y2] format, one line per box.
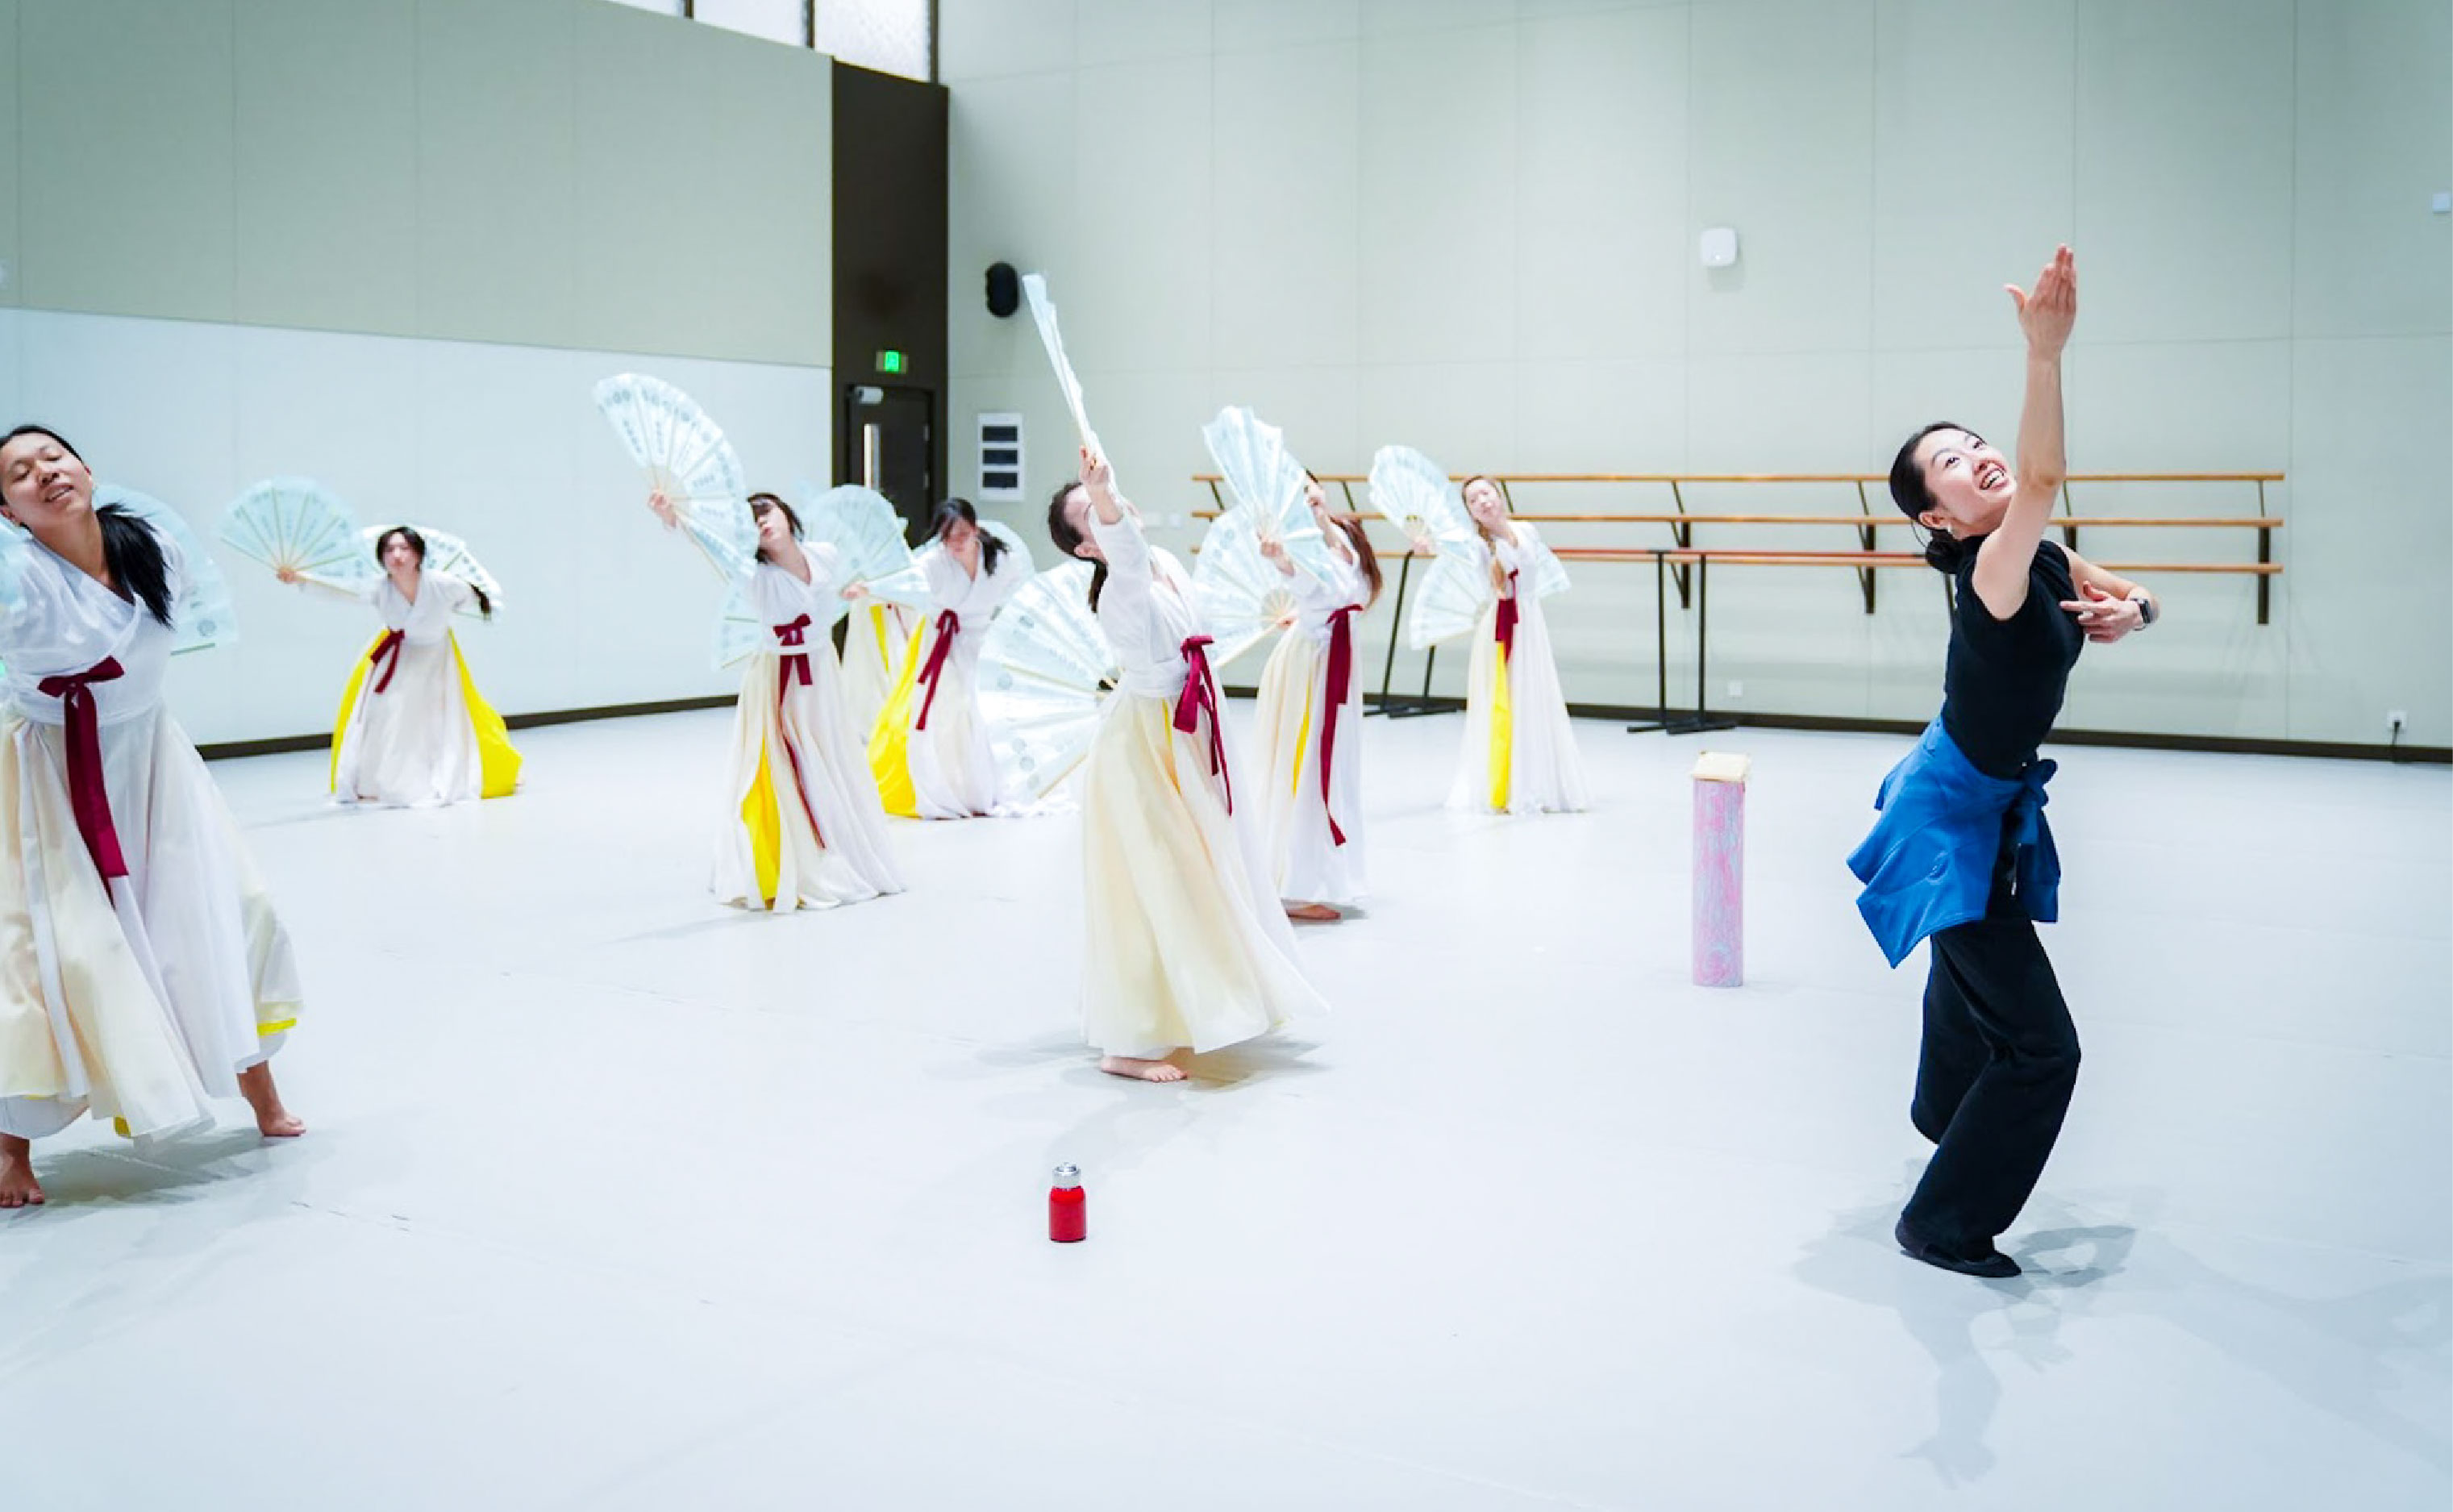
[1044, 480, 1107, 613]
[1889, 420, 1974, 575]
[95, 506, 175, 627]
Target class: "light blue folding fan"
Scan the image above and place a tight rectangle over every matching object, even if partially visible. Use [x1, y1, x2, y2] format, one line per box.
[1021, 273, 1102, 464]
[1192, 507, 1302, 669]
[1367, 445, 1477, 556]
[217, 478, 379, 594]
[593, 373, 756, 578]
[1202, 406, 1335, 583]
[977, 561, 1118, 804]
[798, 484, 929, 621]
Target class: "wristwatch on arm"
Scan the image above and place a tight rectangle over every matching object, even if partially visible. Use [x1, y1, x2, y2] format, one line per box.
[2127, 589, 2157, 627]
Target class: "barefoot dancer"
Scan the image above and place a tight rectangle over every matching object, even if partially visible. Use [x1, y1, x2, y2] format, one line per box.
[1850, 247, 2159, 1278]
[1250, 474, 1380, 922]
[1047, 448, 1323, 1081]
[0, 427, 306, 1208]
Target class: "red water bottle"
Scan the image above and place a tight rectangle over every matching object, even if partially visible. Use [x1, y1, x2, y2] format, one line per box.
[1048, 1163, 1086, 1243]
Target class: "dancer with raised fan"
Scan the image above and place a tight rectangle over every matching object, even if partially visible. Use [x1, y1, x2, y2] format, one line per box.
[870, 498, 1034, 818]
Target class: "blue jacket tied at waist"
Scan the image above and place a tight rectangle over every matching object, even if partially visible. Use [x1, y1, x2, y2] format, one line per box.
[1847, 721, 2059, 968]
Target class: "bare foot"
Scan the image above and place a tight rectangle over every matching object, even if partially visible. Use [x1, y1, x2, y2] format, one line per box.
[1285, 902, 1341, 923]
[236, 1064, 306, 1139]
[0, 1134, 44, 1208]
[1098, 1055, 1187, 1083]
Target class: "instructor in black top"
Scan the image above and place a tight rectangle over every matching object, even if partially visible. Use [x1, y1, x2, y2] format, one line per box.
[1870, 246, 2161, 1277]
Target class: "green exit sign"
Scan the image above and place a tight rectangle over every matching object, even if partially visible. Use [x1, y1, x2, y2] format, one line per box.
[875, 349, 906, 374]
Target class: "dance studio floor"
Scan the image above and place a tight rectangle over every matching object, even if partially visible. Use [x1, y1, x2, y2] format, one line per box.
[2, 707, 2445, 1510]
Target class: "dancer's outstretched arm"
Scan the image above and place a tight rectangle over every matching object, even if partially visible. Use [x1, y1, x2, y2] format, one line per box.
[1972, 244, 2076, 621]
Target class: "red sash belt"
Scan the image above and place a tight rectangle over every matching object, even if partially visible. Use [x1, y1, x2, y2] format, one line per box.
[766, 614, 825, 847]
[1173, 635, 1231, 813]
[774, 614, 814, 706]
[368, 629, 407, 694]
[914, 609, 961, 731]
[1320, 605, 1358, 846]
[1495, 568, 1521, 660]
[37, 659, 129, 881]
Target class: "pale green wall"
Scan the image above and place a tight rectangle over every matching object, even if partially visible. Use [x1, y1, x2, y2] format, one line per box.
[5, 0, 831, 365]
[942, 0, 2453, 749]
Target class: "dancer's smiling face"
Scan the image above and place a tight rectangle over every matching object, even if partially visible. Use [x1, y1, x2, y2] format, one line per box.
[1908, 427, 2015, 536]
[0, 429, 94, 532]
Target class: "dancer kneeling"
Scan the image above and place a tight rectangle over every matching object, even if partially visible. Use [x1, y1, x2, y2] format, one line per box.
[1047, 448, 1324, 1081]
[0, 426, 306, 1207]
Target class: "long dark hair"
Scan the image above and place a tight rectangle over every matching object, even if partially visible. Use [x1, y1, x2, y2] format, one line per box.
[748, 492, 802, 564]
[1044, 480, 1106, 612]
[376, 524, 493, 618]
[1306, 471, 1382, 609]
[2, 424, 174, 627]
[1888, 421, 1975, 573]
[933, 496, 1006, 574]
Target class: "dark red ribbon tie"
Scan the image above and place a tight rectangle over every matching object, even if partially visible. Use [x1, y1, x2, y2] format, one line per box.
[39, 659, 130, 881]
[773, 614, 814, 706]
[767, 614, 824, 847]
[1494, 568, 1521, 661]
[1173, 635, 1231, 813]
[914, 609, 961, 731]
[368, 629, 406, 694]
[1320, 605, 1358, 846]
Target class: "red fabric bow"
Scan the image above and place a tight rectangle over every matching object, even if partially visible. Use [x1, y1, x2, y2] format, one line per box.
[1495, 568, 1521, 660]
[774, 614, 814, 705]
[1173, 635, 1231, 813]
[1320, 605, 1358, 846]
[914, 609, 961, 731]
[368, 629, 407, 694]
[37, 659, 129, 881]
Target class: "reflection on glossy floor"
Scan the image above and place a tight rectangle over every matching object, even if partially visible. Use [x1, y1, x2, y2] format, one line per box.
[4, 708, 2446, 1510]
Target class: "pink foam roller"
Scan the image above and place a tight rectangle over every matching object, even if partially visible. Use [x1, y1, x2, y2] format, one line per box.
[1691, 753, 1750, 987]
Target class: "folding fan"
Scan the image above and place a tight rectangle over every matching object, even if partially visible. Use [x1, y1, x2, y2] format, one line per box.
[98, 485, 237, 652]
[1518, 527, 1572, 600]
[712, 580, 766, 669]
[798, 484, 930, 619]
[217, 478, 377, 592]
[593, 373, 756, 577]
[360, 524, 502, 616]
[1019, 273, 1103, 465]
[1367, 445, 1476, 555]
[1406, 548, 1492, 652]
[977, 561, 1119, 804]
[1192, 508, 1301, 669]
[1201, 406, 1335, 582]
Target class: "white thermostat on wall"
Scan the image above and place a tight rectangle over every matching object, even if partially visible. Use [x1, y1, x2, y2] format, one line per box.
[1699, 227, 1739, 269]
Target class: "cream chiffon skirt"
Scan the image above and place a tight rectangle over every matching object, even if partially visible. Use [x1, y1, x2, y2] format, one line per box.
[1251, 629, 1366, 906]
[1079, 694, 1322, 1056]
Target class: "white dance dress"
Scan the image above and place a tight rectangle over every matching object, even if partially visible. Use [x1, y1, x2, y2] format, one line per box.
[312, 571, 520, 806]
[0, 522, 303, 1143]
[872, 540, 1027, 818]
[1076, 506, 1323, 1058]
[1450, 523, 1589, 814]
[1249, 546, 1371, 906]
[714, 545, 906, 911]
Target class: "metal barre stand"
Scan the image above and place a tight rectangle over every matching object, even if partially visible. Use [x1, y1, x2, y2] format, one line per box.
[1628, 548, 1734, 737]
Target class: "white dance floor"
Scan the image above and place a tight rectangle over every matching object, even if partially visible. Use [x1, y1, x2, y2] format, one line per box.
[3, 707, 2445, 1510]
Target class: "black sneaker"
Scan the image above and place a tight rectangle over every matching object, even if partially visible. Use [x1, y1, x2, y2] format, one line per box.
[1896, 1216, 2021, 1279]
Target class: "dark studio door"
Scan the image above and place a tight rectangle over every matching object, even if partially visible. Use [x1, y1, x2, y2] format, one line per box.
[843, 383, 934, 541]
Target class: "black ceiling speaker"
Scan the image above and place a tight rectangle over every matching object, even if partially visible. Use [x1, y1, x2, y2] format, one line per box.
[985, 262, 1020, 319]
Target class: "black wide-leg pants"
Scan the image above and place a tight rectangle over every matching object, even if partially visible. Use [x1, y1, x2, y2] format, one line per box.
[1901, 834, 2081, 1252]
